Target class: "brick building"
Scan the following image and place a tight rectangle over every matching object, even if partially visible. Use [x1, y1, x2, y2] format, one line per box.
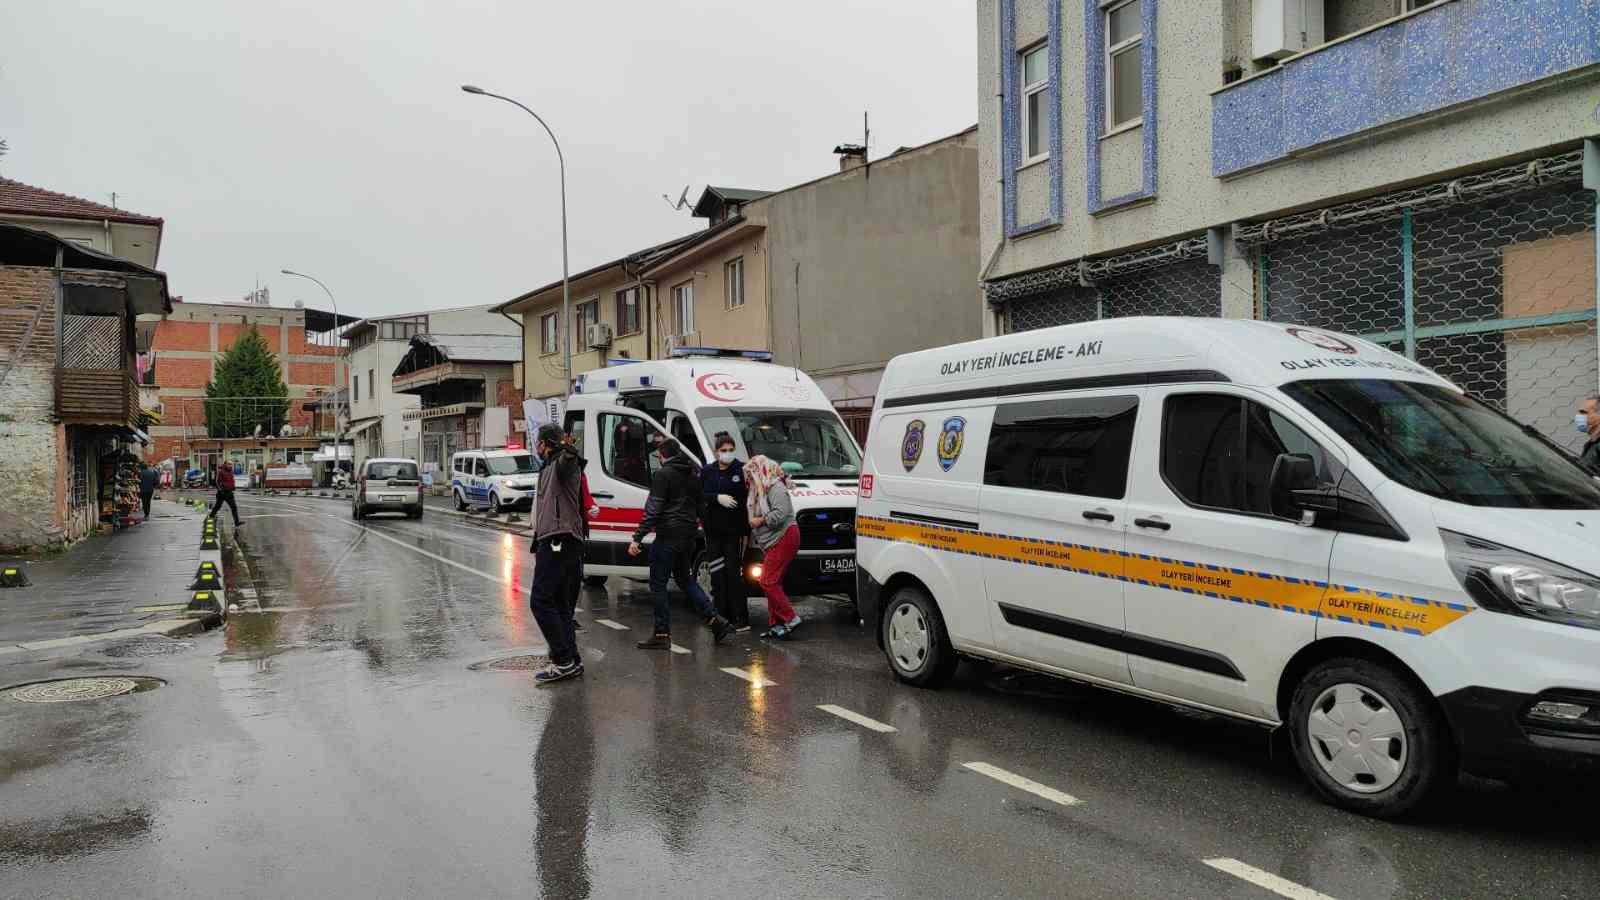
[145, 300, 353, 474]
[0, 223, 171, 552]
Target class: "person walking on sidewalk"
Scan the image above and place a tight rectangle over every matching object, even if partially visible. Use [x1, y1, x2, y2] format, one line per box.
[209, 463, 240, 527]
[746, 455, 803, 639]
[530, 424, 587, 685]
[138, 462, 160, 521]
[628, 438, 733, 649]
[701, 432, 750, 631]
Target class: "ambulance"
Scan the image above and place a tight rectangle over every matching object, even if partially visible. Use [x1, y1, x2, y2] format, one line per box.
[565, 349, 862, 596]
[857, 317, 1600, 818]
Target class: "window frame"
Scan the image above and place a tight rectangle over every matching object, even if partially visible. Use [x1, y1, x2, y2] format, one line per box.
[367, 369, 375, 399]
[1019, 42, 1050, 166]
[614, 287, 641, 336]
[599, 410, 663, 489]
[540, 312, 559, 356]
[671, 280, 694, 336]
[1104, 0, 1144, 134]
[353, 373, 360, 404]
[983, 393, 1140, 500]
[724, 257, 745, 309]
[574, 298, 599, 344]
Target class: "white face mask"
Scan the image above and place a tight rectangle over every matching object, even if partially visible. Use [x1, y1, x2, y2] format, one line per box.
[1576, 413, 1591, 434]
[717, 451, 736, 465]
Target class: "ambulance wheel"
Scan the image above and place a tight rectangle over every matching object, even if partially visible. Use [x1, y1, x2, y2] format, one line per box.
[584, 576, 608, 588]
[881, 586, 957, 688]
[1288, 657, 1455, 819]
[453, 490, 467, 512]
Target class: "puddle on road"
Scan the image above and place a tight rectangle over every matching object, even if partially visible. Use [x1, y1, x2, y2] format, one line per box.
[0, 807, 152, 862]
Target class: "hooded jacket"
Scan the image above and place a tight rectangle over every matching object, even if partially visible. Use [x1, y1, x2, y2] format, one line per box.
[533, 444, 587, 544]
[632, 453, 703, 545]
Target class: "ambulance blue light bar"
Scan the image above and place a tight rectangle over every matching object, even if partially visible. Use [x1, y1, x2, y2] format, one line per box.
[669, 347, 774, 361]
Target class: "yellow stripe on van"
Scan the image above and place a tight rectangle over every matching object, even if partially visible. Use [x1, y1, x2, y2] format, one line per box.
[858, 514, 1473, 636]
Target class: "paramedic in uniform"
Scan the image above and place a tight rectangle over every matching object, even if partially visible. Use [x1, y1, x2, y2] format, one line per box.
[700, 431, 750, 630]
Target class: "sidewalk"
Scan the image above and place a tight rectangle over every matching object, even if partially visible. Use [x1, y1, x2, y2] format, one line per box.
[0, 497, 224, 655]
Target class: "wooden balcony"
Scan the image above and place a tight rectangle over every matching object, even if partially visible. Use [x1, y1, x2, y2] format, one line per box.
[55, 369, 139, 426]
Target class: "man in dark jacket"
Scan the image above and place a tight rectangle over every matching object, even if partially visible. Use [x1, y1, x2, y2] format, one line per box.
[209, 463, 240, 527]
[700, 431, 750, 630]
[628, 438, 732, 649]
[530, 423, 587, 684]
[138, 463, 161, 520]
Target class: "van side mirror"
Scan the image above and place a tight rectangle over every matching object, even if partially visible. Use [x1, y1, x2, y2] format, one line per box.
[1268, 453, 1318, 521]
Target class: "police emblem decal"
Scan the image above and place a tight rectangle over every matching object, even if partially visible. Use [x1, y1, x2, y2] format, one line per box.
[900, 419, 926, 471]
[937, 417, 966, 472]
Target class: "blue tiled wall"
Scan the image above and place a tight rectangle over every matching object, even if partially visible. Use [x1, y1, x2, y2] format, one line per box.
[1001, 0, 1064, 237]
[1212, 0, 1600, 178]
[1086, 0, 1160, 212]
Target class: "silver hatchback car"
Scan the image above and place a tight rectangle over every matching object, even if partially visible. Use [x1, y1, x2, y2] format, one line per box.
[353, 457, 423, 520]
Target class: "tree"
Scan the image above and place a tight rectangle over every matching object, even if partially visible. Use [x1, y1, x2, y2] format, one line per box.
[204, 326, 289, 437]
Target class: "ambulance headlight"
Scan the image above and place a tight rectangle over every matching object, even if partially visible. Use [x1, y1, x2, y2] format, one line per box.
[1443, 530, 1600, 630]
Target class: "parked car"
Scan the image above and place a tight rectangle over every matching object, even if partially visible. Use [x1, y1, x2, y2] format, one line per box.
[450, 448, 538, 513]
[352, 457, 423, 520]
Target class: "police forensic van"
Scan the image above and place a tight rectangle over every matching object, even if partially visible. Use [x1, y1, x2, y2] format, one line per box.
[566, 349, 861, 595]
[857, 317, 1600, 817]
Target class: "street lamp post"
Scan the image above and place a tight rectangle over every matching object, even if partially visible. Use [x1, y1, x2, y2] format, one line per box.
[281, 268, 348, 483]
[461, 84, 572, 391]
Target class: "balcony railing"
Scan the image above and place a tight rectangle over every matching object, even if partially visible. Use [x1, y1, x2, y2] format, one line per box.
[1211, 0, 1600, 177]
[56, 370, 138, 426]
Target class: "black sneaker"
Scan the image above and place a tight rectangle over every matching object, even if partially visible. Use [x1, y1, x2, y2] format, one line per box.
[709, 615, 732, 645]
[636, 632, 672, 650]
[534, 661, 582, 685]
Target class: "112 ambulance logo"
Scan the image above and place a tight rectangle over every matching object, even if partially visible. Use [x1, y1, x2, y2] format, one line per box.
[937, 417, 965, 471]
[900, 419, 926, 471]
[695, 373, 746, 402]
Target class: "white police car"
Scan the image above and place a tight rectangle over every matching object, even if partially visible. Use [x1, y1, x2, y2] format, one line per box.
[450, 447, 538, 512]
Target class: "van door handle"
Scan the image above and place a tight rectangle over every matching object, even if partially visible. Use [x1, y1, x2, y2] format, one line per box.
[1133, 516, 1171, 531]
[1082, 509, 1115, 523]
[590, 492, 614, 500]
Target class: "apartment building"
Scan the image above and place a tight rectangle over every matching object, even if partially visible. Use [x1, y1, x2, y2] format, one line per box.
[501, 127, 982, 434]
[391, 333, 523, 469]
[978, 0, 1599, 447]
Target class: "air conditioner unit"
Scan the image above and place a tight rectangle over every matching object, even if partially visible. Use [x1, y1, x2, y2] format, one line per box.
[1253, 0, 1325, 61]
[586, 322, 613, 350]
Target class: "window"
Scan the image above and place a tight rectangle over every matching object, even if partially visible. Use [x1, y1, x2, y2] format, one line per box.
[540, 312, 559, 355]
[671, 281, 694, 336]
[353, 374, 360, 403]
[1019, 43, 1050, 164]
[473, 458, 489, 477]
[1105, 0, 1143, 131]
[575, 299, 599, 342]
[600, 411, 662, 489]
[564, 410, 586, 456]
[614, 287, 641, 336]
[378, 316, 425, 341]
[984, 395, 1138, 499]
[1161, 394, 1336, 517]
[669, 413, 704, 461]
[367, 369, 375, 400]
[724, 257, 745, 309]
[365, 461, 418, 481]
[485, 454, 535, 475]
[697, 408, 862, 479]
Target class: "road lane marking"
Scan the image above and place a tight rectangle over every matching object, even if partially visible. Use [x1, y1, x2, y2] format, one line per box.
[1202, 859, 1337, 900]
[241, 498, 509, 585]
[594, 618, 629, 630]
[817, 704, 897, 733]
[670, 643, 693, 655]
[961, 762, 1081, 807]
[720, 666, 777, 686]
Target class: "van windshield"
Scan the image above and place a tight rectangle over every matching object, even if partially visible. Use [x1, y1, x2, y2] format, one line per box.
[1281, 379, 1600, 509]
[698, 408, 862, 479]
[485, 454, 535, 475]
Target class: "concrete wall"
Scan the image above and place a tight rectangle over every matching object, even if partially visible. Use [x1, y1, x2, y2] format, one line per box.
[0, 266, 64, 552]
[763, 130, 982, 376]
[977, 0, 1600, 297]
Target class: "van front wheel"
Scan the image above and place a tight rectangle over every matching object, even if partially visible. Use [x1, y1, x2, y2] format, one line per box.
[881, 586, 957, 688]
[1288, 658, 1454, 820]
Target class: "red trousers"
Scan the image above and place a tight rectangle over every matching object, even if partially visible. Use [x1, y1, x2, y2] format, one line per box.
[758, 524, 801, 625]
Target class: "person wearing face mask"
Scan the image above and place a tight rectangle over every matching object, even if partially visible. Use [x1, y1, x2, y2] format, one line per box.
[700, 431, 750, 631]
[745, 454, 803, 639]
[1575, 396, 1600, 474]
[529, 423, 587, 685]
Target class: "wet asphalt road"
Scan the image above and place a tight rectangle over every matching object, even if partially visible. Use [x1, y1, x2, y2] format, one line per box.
[3, 493, 1598, 899]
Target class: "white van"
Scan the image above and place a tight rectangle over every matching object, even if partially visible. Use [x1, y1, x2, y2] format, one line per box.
[352, 457, 423, 520]
[566, 349, 861, 594]
[858, 317, 1600, 818]
[449, 447, 538, 512]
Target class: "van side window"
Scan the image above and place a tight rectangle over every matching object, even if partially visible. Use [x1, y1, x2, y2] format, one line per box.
[600, 412, 657, 489]
[474, 458, 489, 477]
[1162, 394, 1335, 516]
[983, 395, 1138, 499]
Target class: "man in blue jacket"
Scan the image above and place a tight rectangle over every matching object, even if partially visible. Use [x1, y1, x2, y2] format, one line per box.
[700, 431, 750, 631]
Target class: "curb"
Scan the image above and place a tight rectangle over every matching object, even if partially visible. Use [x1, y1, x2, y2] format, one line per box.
[0, 615, 220, 657]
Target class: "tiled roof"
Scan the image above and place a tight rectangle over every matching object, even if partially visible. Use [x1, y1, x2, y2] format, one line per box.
[0, 177, 163, 226]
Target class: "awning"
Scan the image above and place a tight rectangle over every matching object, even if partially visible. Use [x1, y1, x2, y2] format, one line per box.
[346, 416, 382, 437]
[130, 427, 151, 446]
[310, 445, 354, 463]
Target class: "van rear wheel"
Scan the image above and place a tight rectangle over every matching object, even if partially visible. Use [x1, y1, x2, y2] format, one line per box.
[1288, 657, 1454, 819]
[881, 586, 957, 688]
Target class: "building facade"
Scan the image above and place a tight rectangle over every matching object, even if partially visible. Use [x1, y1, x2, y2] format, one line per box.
[391, 333, 523, 470]
[978, 0, 1600, 448]
[0, 177, 163, 268]
[146, 300, 350, 472]
[0, 224, 170, 552]
[502, 128, 983, 437]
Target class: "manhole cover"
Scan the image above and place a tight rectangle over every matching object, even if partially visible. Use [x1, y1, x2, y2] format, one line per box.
[8, 676, 164, 703]
[102, 637, 194, 658]
[470, 652, 550, 672]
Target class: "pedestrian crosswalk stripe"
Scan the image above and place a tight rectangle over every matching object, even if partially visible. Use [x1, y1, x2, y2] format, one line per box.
[1202, 859, 1336, 900]
[961, 762, 1081, 807]
[817, 704, 896, 733]
[720, 666, 777, 687]
[594, 618, 629, 631]
[670, 643, 692, 655]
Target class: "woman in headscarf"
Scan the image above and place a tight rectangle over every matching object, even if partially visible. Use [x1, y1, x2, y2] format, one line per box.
[744, 455, 802, 639]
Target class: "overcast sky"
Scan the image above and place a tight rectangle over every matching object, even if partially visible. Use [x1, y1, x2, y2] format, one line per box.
[0, 1, 977, 319]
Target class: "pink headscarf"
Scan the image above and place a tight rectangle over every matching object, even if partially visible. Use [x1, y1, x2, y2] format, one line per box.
[743, 455, 790, 515]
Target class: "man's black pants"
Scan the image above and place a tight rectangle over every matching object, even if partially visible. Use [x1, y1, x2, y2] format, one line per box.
[531, 535, 582, 666]
[209, 489, 239, 526]
[706, 532, 748, 626]
[139, 490, 154, 519]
